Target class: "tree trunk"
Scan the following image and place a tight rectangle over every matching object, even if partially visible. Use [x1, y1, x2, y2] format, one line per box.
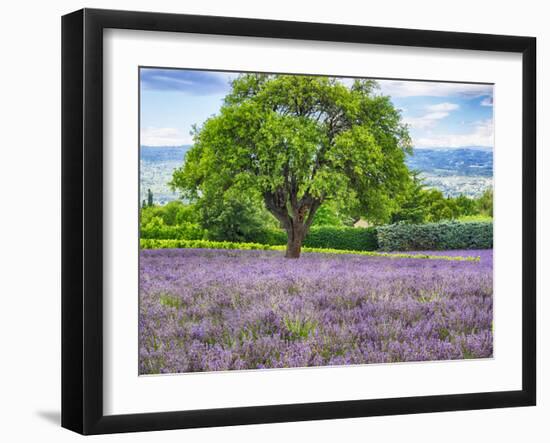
[263, 189, 321, 259]
[285, 224, 306, 258]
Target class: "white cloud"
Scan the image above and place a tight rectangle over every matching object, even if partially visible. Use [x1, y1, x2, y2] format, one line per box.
[404, 113, 447, 129]
[426, 102, 460, 112]
[378, 80, 493, 98]
[414, 119, 494, 148]
[140, 127, 192, 146]
[403, 102, 459, 129]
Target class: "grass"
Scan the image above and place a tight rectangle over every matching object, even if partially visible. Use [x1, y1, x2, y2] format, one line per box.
[457, 214, 493, 223]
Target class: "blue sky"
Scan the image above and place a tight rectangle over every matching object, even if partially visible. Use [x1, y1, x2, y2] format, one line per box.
[140, 68, 494, 149]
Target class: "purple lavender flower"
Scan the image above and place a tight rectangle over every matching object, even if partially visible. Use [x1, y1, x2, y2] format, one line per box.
[139, 249, 493, 374]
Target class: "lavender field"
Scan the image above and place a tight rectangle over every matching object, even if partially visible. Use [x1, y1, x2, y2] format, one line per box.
[139, 249, 493, 374]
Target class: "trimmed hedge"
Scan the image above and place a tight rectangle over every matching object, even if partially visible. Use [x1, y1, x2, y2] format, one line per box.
[140, 238, 479, 262]
[304, 226, 378, 251]
[377, 221, 492, 251]
[244, 226, 378, 251]
[244, 228, 287, 246]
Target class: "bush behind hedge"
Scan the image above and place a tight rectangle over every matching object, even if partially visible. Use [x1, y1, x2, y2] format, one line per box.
[304, 226, 378, 251]
[245, 226, 378, 251]
[377, 221, 492, 251]
[140, 222, 206, 240]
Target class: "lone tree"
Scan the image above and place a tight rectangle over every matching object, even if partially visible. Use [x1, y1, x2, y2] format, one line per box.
[171, 74, 412, 258]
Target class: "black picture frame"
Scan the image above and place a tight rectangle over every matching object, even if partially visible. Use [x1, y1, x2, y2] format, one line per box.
[62, 8, 536, 435]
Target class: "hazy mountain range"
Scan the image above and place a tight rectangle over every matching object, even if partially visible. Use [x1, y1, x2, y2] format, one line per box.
[406, 147, 492, 197]
[407, 146, 492, 177]
[140, 145, 493, 204]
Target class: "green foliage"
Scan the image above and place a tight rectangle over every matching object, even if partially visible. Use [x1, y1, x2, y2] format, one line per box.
[161, 200, 194, 225]
[239, 226, 378, 251]
[142, 189, 154, 208]
[140, 202, 205, 240]
[283, 316, 318, 341]
[311, 200, 356, 227]
[423, 189, 459, 222]
[390, 171, 428, 224]
[171, 74, 412, 256]
[140, 216, 206, 240]
[195, 189, 278, 243]
[311, 204, 344, 227]
[140, 206, 160, 226]
[140, 201, 199, 226]
[139, 202, 377, 251]
[304, 226, 378, 251]
[159, 294, 184, 309]
[454, 194, 478, 216]
[377, 221, 493, 251]
[390, 175, 493, 224]
[139, 239, 480, 262]
[242, 227, 288, 246]
[476, 188, 493, 217]
[458, 214, 493, 223]
[422, 189, 493, 222]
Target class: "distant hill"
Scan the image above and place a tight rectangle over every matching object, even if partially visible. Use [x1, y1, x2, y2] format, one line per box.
[140, 145, 493, 204]
[140, 146, 190, 205]
[141, 145, 191, 150]
[407, 147, 493, 197]
[406, 148, 492, 177]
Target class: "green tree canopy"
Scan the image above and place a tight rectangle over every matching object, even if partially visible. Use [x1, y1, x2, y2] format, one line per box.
[477, 188, 493, 217]
[171, 74, 412, 257]
[390, 171, 429, 224]
[194, 188, 278, 243]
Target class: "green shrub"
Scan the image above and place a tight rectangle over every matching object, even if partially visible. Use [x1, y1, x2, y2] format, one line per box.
[376, 220, 493, 251]
[140, 216, 206, 240]
[242, 226, 378, 251]
[243, 228, 287, 246]
[140, 201, 199, 227]
[304, 226, 378, 251]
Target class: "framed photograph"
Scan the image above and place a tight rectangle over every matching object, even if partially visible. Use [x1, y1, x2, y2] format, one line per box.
[61, 8, 536, 435]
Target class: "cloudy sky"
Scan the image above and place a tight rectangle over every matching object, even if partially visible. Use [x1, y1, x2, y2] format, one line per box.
[140, 68, 494, 149]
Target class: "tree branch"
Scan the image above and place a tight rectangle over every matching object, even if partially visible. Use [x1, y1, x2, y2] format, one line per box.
[264, 190, 292, 230]
[304, 200, 322, 230]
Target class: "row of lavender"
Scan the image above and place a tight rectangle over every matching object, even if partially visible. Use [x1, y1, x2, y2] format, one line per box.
[139, 248, 493, 374]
